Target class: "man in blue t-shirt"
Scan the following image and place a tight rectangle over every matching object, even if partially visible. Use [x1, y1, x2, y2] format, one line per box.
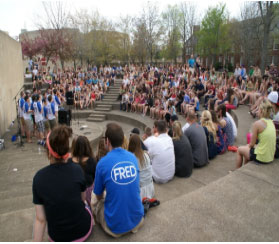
[188, 54, 195, 68]
[93, 123, 144, 237]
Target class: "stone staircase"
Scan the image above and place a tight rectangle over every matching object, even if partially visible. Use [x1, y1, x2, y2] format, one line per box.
[87, 80, 121, 123]
[23, 77, 48, 92]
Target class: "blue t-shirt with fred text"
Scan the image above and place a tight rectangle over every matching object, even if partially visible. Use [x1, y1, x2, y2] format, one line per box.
[94, 148, 144, 234]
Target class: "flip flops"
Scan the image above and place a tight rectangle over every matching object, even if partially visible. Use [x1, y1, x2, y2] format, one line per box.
[142, 197, 160, 208]
[228, 146, 238, 152]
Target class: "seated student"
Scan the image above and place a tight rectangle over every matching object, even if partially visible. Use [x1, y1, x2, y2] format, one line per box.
[130, 128, 148, 151]
[128, 134, 155, 199]
[32, 125, 93, 242]
[184, 111, 209, 167]
[69, 136, 97, 206]
[200, 110, 218, 160]
[96, 138, 108, 162]
[236, 99, 276, 168]
[217, 104, 235, 147]
[268, 91, 279, 122]
[172, 121, 193, 177]
[144, 120, 175, 183]
[92, 123, 144, 238]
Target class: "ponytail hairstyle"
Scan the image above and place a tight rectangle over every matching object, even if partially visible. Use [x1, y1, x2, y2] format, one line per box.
[46, 125, 72, 162]
[259, 99, 274, 119]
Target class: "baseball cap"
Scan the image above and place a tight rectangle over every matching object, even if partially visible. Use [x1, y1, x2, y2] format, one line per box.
[267, 91, 278, 104]
[131, 128, 140, 135]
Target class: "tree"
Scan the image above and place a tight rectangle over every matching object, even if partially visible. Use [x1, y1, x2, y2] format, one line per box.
[21, 37, 41, 59]
[132, 18, 148, 64]
[179, 2, 197, 64]
[140, 2, 163, 63]
[116, 15, 133, 65]
[258, 1, 278, 72]
[40, 1, 70, 30]
[238, 2, 262, 67]
[162, 5, 181, 63]
[197, 3, 231, 66]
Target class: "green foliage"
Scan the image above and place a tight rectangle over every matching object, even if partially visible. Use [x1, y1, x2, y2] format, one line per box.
[197, 3, 231, 64]
[214, 61, 223, 71]
[161, 5, 182, 63]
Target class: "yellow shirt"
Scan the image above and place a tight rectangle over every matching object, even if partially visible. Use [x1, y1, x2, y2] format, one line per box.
[255, 118, 276, 163]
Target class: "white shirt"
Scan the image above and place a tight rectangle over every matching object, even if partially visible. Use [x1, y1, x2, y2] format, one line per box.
[274, 111, 279, 122]
[182, 122, 190, 133]
[33, 101, 44, 123]
[226, 112, 237, 138]
[33, 69, 38, 76]
[144, 134, 175, 184]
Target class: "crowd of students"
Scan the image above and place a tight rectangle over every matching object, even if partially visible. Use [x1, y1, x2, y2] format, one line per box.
[30, 59, 278, 241]
[19, 62, 124, 144]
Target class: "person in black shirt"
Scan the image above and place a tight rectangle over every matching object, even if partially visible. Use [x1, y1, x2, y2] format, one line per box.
[194, 79, 205, 99]
[32, 125, 93, 242]
[172, 121, 193, 177]
[68, 135, 97, 206]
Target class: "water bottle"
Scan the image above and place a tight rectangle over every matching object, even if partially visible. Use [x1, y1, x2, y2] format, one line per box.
[38, 146, 41, 155]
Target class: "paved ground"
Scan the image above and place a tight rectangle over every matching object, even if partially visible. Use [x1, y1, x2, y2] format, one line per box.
[0, 105, 278, 241]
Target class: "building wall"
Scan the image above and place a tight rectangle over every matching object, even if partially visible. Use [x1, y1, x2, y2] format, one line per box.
[0, 31, 24, 137]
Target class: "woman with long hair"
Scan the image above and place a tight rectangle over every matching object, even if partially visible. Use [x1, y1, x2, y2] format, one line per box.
[210, 110, 227, 154]
[200, 110, 218, 159]
[236, 99, 276, 168]
[128, 134, 154, 199]
[96, 137, 108, 162]
[172, 121, 193, 177]
[32, 125, 93, 242]
[69, 136, 97, 206]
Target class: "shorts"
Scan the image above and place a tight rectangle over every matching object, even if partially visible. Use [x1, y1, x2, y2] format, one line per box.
[36, 120, 45, 133]
[25, 119, 33, 132]
[31, 115, 35, 124]
[250, 148, 266, 164]
[44, 120, 50, 131]
[20, 117, 26, 126]
[49, 119, 57, 130]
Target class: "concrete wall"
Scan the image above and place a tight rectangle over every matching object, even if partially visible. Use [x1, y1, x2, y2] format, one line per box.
[0, 31, 24, 137]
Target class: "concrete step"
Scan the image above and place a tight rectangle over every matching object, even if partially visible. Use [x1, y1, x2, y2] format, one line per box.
[88, 114, 106, 119]
[24, 82, 49, 90]
[103, 95, 118, 99]
[102, 98, 117, 102]
[95, 101, 118, 106]
[0, 194, 33, 215]
[87, 110, 108, 115]
[96, 104, 112, 109]
[87, 117, 105, 122]
[0, 207, 35, 242]
[95, 107, 112, 112]
[104, 93, 119, 96]
[24, 77, 32, 83]
[106, 92, 119, 97]
[106, 90, 119, 94]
